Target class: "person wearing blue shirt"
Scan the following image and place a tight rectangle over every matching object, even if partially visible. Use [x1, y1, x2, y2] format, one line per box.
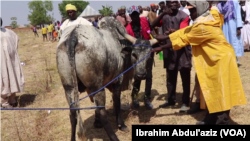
[92, 16, 99, 29]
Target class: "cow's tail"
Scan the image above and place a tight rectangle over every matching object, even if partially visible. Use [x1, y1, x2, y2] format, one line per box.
[65, 28, 87, 141]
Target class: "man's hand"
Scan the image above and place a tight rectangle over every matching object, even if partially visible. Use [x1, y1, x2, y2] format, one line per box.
[169, 28, 176, 33]
[244, 20, 249, 24]
[237, 29, 241, 36]
[164, 30, 170, 35]
[164, 28, 176, 35]
[151, 47, 163, 54]
[155, 34, 168, 41]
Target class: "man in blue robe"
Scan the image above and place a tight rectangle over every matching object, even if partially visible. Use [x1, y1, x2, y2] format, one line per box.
[217, 0, 244, 65]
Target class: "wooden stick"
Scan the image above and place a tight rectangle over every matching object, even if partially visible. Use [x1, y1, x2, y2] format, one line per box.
[189, 82, 196, 108]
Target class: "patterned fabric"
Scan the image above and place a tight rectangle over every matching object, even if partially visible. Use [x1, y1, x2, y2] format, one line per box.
[217, 1, 236, 22]
[127, 6, 140, 14]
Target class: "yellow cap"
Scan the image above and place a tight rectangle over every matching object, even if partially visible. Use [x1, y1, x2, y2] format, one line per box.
[66, 4, 77, 11]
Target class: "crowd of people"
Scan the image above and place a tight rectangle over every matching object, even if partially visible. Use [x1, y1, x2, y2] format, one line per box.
[1, 0, 249, 126]
[31, 21, 62, 42]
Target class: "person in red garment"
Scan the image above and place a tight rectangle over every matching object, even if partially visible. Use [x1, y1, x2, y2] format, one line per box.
[126, 6, 155, 110]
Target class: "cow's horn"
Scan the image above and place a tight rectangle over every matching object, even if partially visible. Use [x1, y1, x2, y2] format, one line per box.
[149, 38, 158, 46]
[124, 33, 136, 45]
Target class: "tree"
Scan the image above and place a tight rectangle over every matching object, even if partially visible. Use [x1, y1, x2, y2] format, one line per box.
[10, 17, 18, 29]
[28, 0, 53, 27]
[99, 5, 113, 16]
[58, 0, 89, 19]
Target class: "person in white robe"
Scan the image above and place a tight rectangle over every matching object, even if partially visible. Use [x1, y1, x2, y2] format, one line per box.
[241, 0, 250, 50]
[179, 0, 193, 25]
[60, 4, 92, 34]
[1, 18, 25, 108]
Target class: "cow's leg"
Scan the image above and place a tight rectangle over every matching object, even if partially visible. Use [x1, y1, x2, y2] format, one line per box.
[63, 85, 86, 141]
[57, 48, 86, 141]
[92, 88, 119, 141]
[93, 107, 103, 128]
[69, 110, 77, 141]
[112, 82, 129, 132]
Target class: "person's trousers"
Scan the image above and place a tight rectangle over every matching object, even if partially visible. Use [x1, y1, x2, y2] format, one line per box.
[203, 109, 231, 125]
[166, 68, 191, 105]
[132, 55, 154, 100]
[48, 32, 52, 40]
[34, 32, 39, 37]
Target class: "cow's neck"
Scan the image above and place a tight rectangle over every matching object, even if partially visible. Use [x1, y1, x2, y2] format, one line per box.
[118, 39, 133, 48]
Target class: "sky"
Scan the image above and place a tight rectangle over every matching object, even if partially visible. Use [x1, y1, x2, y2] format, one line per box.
[0, 0, 160, 27]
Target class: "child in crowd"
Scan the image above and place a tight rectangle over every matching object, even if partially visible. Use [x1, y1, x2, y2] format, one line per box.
[52, 29, 58, 42]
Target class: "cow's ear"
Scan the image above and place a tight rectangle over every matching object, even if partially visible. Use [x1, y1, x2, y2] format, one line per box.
[121, 46, 132, 55]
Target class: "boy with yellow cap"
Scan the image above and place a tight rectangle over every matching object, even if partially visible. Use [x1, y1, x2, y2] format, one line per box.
[60, 4, 92, 33]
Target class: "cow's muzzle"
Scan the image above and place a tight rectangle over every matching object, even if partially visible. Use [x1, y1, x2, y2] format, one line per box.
[136, 74, 147, 80]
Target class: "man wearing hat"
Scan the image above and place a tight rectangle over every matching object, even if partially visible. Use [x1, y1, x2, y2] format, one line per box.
[126, 6, 154, 110]
[116, 6, 132, 27]
[60, 4, 92, 33]
[148, 4, 159, 36]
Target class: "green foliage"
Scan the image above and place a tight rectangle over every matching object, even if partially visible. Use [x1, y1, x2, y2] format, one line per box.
[99, 5, 113, 16]
[58, 0, 89, 19]
[28, 0, 53, 26]
[10, 21, 18, 29]
[44, 0, 53, 11]
[10, 17, 18, 29]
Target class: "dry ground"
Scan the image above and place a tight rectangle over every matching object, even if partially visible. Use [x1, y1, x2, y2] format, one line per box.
[1, 30, 250, 141]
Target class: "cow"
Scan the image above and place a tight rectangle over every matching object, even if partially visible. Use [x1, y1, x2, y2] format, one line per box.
[56, 16, 158, 141]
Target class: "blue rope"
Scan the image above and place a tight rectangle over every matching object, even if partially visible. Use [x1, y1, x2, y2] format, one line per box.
[70, 44, 153, 106]
[0, 106, 105, 111]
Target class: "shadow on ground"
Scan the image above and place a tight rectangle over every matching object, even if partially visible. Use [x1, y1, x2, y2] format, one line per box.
[16, 93, 37, 107]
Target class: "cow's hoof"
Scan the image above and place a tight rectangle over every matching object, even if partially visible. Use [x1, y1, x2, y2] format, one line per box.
[93, 120, 103, 128]
[119, 125, 129, 132]
[132, 100, 140, 108]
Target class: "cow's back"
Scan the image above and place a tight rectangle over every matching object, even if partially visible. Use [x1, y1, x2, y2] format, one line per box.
[58, 24, 124, 88]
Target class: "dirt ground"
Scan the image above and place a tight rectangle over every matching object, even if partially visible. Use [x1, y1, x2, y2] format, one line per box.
[1, 30, 250, 141]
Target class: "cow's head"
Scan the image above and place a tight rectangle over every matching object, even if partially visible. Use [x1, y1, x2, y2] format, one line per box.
[121, 32, 158, 80]
[98, 16, 159, 80]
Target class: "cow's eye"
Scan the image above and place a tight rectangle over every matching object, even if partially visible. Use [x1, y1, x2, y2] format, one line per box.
[132, 53, 137, 59]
